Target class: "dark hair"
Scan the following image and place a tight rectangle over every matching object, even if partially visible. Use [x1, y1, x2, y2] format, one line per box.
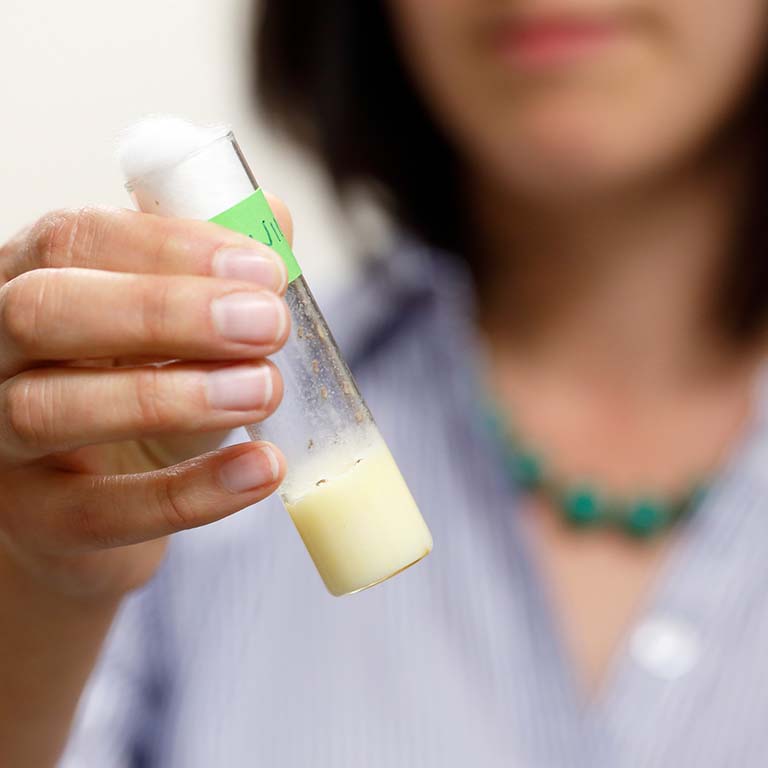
[255, 2, 768, 339]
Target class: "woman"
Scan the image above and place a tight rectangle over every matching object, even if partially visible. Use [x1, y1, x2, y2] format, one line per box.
[3, 0, 768, 765]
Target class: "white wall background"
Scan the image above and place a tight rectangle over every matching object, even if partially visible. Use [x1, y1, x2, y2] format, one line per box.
[1, 0, 353, 293]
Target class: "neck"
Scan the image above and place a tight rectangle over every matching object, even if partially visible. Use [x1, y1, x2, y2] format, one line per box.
[473, 154, 756, 396]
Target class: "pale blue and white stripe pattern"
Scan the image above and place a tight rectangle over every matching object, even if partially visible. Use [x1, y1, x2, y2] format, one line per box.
[60, 241, 768, 767]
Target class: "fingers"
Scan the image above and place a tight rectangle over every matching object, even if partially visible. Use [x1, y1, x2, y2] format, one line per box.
[0, 268, 290, 378]
[0, 197, 293, 288]
[0, 361, 283, 463]
[0, 442, 285, 555]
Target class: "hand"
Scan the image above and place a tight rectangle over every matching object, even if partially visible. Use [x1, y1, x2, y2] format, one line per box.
[0, 200, 292, 600]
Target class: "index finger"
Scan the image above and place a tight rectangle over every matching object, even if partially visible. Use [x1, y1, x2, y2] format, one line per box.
[0, 191, 294, 285]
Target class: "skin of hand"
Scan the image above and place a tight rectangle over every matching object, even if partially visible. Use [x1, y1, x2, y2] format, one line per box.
[0, 195, 294, 600]
[0, 195, 297, 767]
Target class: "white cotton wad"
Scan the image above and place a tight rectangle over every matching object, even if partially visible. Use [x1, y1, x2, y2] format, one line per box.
[117, 115, 252, 220]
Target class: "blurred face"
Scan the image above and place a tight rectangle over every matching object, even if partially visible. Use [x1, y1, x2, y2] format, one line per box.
[387, 0, 768, 201]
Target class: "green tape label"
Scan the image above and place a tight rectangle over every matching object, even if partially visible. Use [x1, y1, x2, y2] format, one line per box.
[209, 189, 302, 283]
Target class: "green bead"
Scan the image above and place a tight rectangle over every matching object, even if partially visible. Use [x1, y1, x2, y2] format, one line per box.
[624, 499, 668, 538]
[508, 451, 543, 490]
[563, 487, 603, 527]
[480, 406, 504, 440]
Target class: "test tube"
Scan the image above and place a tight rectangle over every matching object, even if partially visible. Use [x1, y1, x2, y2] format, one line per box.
[119, 117, 433, 596]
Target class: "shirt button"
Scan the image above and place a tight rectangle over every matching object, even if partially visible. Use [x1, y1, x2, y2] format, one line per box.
[630, 615, 701, 680]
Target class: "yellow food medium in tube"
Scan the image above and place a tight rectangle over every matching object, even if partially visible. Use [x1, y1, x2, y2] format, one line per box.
[285, 440, 433, 596]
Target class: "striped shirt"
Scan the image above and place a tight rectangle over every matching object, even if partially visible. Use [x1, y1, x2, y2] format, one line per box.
[60, 240, 768, 767]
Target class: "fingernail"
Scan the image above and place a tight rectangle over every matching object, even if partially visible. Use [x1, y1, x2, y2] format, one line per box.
[219, 446, 280, 493]
[207, 364, 274, 411]
[211, 292, 287, 344]
[213, 246, 287, 293]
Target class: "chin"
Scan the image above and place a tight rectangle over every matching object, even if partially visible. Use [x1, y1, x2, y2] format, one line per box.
[474, 107, 680, 204]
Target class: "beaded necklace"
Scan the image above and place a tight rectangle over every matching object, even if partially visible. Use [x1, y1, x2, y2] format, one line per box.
[480, 402, 707, 538]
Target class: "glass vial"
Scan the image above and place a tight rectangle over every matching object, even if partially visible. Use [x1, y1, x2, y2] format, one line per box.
[124, 125, 433, 595]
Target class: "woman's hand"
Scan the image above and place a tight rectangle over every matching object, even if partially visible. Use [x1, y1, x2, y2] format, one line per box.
[0, 200, 293, 600]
